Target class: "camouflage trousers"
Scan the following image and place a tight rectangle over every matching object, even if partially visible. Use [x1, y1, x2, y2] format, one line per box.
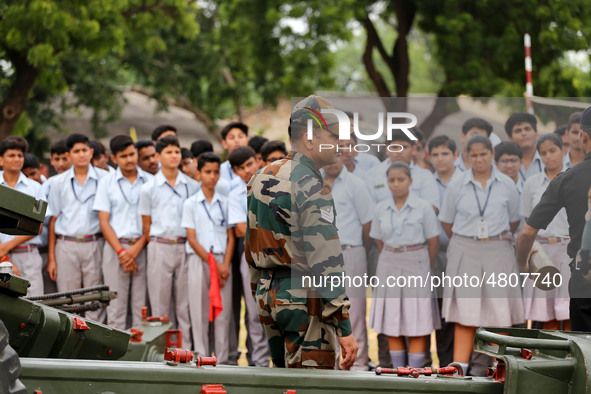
[255, 273, 337, 369]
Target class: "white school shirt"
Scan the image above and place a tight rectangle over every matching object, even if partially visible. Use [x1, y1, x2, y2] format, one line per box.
[47, 165, 108, 236]
[520, 170, 569, 237]
[365, 159, 440, 209]
[138, 170, 200, 238]
[181, 190, 231, 254]
[0, 172, 45, 245]
[93, 167, 152, 239]
[434, 168, 464, 247]
[220, 160, 236, 184]
[370, 193, 439, 247]
[438, 166, 521, 237]
[519, 150, 544, 181]
[351, 153, 380, 177]
[326, 168, 373, 246]
[228, 177, 247, 226]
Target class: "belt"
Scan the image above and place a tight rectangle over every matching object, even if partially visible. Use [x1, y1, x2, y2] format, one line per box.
[457, 232, 513, 242]
[341, 244, 362, 251]
[383, 243, 425, 253]
[57, 234, 102, 243]
[150, 236, 186, 245]
[11, 245, 37, 254]
[537, 236, 569, 244]
[120, 237, 139, 245]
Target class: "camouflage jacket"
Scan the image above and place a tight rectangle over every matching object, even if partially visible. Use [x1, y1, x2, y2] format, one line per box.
[245, 151, 352, 337]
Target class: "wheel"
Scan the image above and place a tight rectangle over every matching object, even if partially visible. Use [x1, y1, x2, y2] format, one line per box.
[0, 320, 26, 394]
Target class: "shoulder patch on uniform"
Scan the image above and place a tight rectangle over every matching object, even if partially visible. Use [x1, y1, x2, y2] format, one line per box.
[320, 206, 335, 223]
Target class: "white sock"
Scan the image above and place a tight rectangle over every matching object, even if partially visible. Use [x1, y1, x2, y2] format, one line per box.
[389, 350, 406, 368]
[407, 352, 424, 368]
[453, 361, 469, 376]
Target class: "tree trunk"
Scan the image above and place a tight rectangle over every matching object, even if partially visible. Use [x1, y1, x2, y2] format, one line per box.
[392, 0, 416, 100]
[0, 53, 39, 140]
[362, 15, 392, 98]
[420, 92, 460, 140]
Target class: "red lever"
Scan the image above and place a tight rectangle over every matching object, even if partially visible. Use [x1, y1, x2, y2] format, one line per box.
[197, 356, 217, 367]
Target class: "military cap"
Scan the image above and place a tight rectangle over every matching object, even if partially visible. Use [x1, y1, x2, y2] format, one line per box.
[291, 95, 339, 135]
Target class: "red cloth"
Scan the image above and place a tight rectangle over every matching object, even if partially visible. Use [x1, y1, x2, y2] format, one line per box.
[208, 251, 223, 322]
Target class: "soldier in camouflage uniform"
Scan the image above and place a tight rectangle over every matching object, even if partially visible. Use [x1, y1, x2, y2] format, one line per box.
[245, 95, 358, 369]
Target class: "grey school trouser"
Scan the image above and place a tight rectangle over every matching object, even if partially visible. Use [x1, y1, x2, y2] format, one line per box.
[240, 253, 270, 366]
[9, 246, 43, 297]
[187, 253, 233, 364]
[342, 246, 369, 371]
[102, 242, 147, 329]
[55, 237, 106, 323]
[147, 241, 191, 349]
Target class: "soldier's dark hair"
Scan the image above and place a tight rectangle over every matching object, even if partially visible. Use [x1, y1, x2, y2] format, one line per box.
[190, 140, 213, 159]
[151, 125, 177, 141]
[50, 138, 68, 156]
[155, 135, 180, 153]
[386, 161, 412, 179]
[181, 147, 193, 160]
[248, 136, 268, 153]
[0, 136, 28, 156]
[462, 118, 493, 136]
[568, 111, 583, 129]
[260, 140, 287, 161]
[89, 140, 108, 160]
[494, 141, 523, 161]
[229, 146, 256, 169]
[553, 124, 568, 137]
[134, 139, 154, 151]
[428, 135, 457, 154]
[505, 112, 537, 137]
[387, 129, 416, 146]
[110, 135, 135, 156]
[65, 133, 91, 152]
[197, 152, 221, 171]
[466, 134, 493, 153]
[23, 153, 40, 170]
[221, 122, 248, 140]
[536, 133, 563, 152]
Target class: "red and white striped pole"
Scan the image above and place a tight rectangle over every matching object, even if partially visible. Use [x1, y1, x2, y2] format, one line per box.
[524, 33, 534, 114]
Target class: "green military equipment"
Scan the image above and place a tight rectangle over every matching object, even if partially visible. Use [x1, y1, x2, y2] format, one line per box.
[0, 184, 47, 236]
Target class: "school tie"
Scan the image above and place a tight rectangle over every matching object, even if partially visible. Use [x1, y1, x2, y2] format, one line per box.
[208, 250, 223, 322]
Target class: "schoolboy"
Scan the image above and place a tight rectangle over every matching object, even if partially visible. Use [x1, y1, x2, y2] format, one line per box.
[182, 152, 235, 362]
[505, 112, 543, 180]
[565, 111, 585, 168]
[338, 132, 380, 177]
[180, 147, 198, 181]
[260, 140, 287, 165]
[49, 138, 71, 174]
[22, 153, 45, 184]
[219, 122, 249, 183]
[47, 133, 109, 321]
[135, 140, 159, 175]
[495, 141, 524, 194]
[0, 136, 45, 296]
[190, 140, 214, 160]
[227, 146, 269, 366]
[248, 135, 268, 168]
[139, 135, 199, 347]
[91, 140, 114, 172]
[151, 124, 178, 143]
[94, 135, 152, 328]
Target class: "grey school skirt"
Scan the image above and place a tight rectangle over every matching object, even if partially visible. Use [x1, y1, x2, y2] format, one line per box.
[523, 240, 571, 322]
[441, 235, 525, 327]
[369, 247, 440, 337]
